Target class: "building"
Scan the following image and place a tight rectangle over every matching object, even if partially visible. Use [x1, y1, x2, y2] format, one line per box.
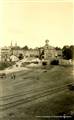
[1, 46, 11, 62]
[44, 40, 57, 60]
[0, 43, 40, 62]
[11, 47, 39, 58]
[0, 40, 62, 62]
[0, 48, 1, 61]
[39, 40, 59, 61]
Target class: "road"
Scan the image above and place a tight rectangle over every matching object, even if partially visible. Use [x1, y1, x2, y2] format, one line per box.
[0, 65, 74, 120]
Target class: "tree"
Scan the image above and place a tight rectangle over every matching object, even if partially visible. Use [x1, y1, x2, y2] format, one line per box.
[62, 46, 74, 60]
[22, 45, 29, 50]
[70, 45, 74, 59]
[39, 49, 44, 60]
[18, 53, 24, 60]
[55, 47, 61, 50]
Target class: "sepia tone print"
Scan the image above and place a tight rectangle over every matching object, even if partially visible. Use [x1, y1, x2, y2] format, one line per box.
[0, 0, 74, 120]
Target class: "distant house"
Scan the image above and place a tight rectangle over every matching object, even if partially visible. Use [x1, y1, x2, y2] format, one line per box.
[11, 46, 22, 56]
[10, 55, 19, 62]
[11, 47, 39, 58]
[24, 49, 39, 58]
[1, 46, 11, 62]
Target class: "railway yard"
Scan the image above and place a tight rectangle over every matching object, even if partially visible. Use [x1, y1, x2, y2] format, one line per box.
[0, 65, 74, 120]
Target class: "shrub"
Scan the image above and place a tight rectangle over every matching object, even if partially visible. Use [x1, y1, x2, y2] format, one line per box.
[42, 61, 47, 66]
[68, 84, 74, 91]
[50, 59, 59, 65]
[21, 62, 30, 67]
[32, 61, 39, 64]
[0, 61, 15, 70]
[18, 53, 24, 60]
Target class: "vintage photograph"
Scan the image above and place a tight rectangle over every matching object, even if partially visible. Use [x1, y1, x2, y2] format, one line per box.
[0, 0, 74, 120]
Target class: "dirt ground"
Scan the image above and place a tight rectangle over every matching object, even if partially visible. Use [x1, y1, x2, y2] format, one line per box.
[0, 65, 74, 120]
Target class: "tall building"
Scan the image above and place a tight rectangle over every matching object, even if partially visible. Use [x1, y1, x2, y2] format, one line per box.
[40, 40, 58, 60]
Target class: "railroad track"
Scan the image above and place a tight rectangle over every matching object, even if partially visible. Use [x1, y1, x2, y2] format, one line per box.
[0, 82, 72, 111]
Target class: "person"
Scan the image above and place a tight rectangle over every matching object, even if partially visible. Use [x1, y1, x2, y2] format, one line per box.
[11, 73, 16, 79]
[13, 74, 16, 79]
[11, 74, 13, 79]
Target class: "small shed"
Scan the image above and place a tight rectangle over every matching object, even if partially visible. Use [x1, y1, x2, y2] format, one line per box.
[10, 55, 19, 62]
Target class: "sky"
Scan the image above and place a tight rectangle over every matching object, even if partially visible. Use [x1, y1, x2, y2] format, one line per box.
[0, 0, 73, 48]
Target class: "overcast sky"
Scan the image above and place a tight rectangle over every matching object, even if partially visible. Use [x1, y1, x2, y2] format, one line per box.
[0, 0, 73, 48]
